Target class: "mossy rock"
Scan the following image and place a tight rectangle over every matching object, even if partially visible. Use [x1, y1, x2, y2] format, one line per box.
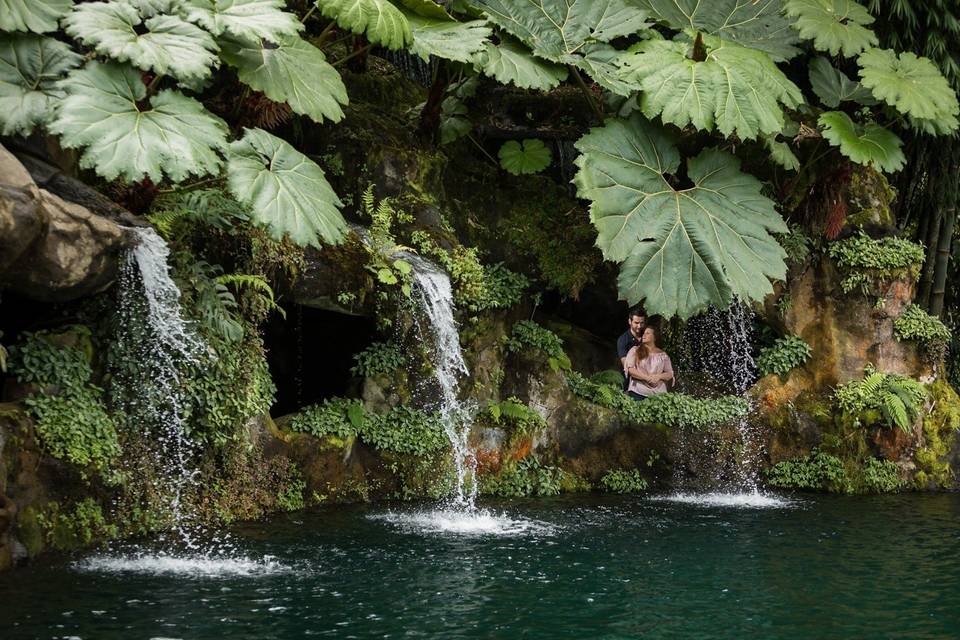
[845, 164, 896, 232]
[914, 379, 960, 490]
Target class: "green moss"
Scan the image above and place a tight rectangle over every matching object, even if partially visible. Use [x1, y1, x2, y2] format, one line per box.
[914, 379, 960, 489]
[845, 165, 896, 230]
[35, 499, 119, 551]
[382, 450, 455, 500]
[16, 505, 45, 558]
[276, 465, 306, 512]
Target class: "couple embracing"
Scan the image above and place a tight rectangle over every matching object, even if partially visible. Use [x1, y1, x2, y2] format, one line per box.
[616, 308, 674, 401]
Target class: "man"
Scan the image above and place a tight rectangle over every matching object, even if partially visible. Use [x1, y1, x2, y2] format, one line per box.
[617, 308, 645, 389]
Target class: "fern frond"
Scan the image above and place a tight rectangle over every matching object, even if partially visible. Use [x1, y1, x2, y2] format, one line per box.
[880, 392, 911, 432]
[860, 372, 886, 396]
[147, 208, 189, 239]
[361, 185, 376, 217]
[217, 273, 286, 319]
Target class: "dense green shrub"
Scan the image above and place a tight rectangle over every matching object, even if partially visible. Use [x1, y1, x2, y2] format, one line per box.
[289, 398, 366, 440]
[36, 499, 119, 551]
[599, 469, 649, 494]
[480, 457, 566, 497]
[10, 329, 121, 481]
[565, 372, 749, 429]
[505, 321, 571, 371]
[894, 304, 951, 362]
[351, 341, 407, 378]
[765, 449, 851, 493]
[776, 226, 812, 266]
[828, 233, 925, 294]
[833, 366, 926, 432]
[862, 458, 904, 493]
[361, 406, 449, 455]
[480, 397, 546, 434]
[276, 466, 306, 512]
[757, 335, 812, 377]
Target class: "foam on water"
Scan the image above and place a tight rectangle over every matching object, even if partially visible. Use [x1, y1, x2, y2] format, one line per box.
[73, 553, 293, 578]
[650, 491, 794, 509]
[369, 509, 555, 536]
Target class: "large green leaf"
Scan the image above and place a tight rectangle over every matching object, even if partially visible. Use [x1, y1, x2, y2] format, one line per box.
[226, 127, 347, 248]
[764, 135, 800, 171]
[819, 111, 905, 172]
[397, 0, 450, 19]
[640, 0, 800, 61]
[219, 34, 347, 123]
[182, 0, 302, 41]
[784, 0, 877, 57]
[573, 114, 787, 318]
[469, 0, 650, 62]
[0, 34, 81, 136]
[858, 48, 960, 127]
[0, 0, 73, 33]
[808, 55, 875, 108]
[64, 1, 219, 83]
[618, 36, 803, 139]
[406, 13, 491, 63]
[478, 38, 567, 90]
[315, 0, 412, 50]
[498, 139, 551, 175]
[51, 61, 228, 183]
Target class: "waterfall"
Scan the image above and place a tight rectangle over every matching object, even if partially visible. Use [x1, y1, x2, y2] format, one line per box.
[405, 254, 477, 508]
[675, 299, 765, 492]
[114, 227, 207, 546]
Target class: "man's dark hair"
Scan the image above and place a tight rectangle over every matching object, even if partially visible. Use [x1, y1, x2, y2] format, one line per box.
[627, 307, 645, 320]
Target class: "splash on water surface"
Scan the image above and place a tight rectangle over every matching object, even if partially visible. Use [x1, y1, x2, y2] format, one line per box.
[73, 552, 293, 579]
[369, 509, 556, 537]
[650, 491, 795, 509]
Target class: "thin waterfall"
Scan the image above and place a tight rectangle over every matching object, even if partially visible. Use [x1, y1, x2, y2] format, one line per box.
[114, 227, 207, 546]
[676, 299, 764, 491]
[405, 254, 477, 508]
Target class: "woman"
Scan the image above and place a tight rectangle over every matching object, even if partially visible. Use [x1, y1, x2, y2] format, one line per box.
[624, 326, 674, 400]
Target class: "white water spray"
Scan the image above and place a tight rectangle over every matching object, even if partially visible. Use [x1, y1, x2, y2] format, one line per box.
[115, 227, 207, 546]
[406, 255, 477, 508]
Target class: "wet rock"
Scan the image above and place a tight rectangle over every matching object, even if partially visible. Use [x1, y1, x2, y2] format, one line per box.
[0, 144, 129, 302]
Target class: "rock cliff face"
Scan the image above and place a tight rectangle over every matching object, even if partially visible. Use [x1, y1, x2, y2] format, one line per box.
[0, 145, 129, 302]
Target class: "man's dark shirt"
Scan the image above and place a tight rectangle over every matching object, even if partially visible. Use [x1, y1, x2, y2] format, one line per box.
[617, 330, 639, 390]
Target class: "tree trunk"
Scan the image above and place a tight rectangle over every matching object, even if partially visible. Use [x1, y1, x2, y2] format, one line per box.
[929, 160, 960, 316]
[417, 64, 449, 144]
[918, 209, 941, 310]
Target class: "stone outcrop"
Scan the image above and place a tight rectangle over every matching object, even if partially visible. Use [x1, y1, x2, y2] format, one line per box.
[0, 145, 129, 302]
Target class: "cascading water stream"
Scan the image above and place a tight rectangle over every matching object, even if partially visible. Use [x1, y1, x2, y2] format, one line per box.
[405, 254, 478, 508]
[115, 227, 207, 546]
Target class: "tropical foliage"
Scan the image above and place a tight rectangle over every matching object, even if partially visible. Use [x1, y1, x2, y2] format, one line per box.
[833, 366, 927, 432]
[1, 0, 956, 318]
[757, 335, 813, 378]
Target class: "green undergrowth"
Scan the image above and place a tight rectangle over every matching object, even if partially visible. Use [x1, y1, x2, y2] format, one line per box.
[894, 304, 951, 363]
[833, 366, 926, 433]
[351, 341, 407, 378]
[766, 450, 904, 494]
[475, 396, 547, 447]
[599, 469, 649, 494]
[288, 398, 448, 455]
[757, 335, 812, 378]
[565, 372, 749, 429]
[505, 321, 572, 372]
[828, 232, 925, 295]
[32, 499, 120, 552]
[480, 456, 588, 498]
[9, 328, 122, 483]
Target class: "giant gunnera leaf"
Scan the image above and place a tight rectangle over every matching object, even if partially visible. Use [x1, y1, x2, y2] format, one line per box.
[819, 111, 905, 172]
[468, 0, 649, 95]
[51, 61, 229, 183]
[0, 0, 73, 33]
[808, 55, 875, 108]
[0, 34, 81, 136]
[219, 34, 347, 123]
[858, 48, 960, 130]
[478, 38, 568, 90]
[226, 127, 347, 248]
[182, 0, 303, 41]
[785, 0, 877, 57]
[640, 0, 800, 61]
[573, 115, 787, 319]
[64, 1, 219, 83]
[618, 36, 803, 140]
[405, 12, 491, 63]
[498, 139, 551, 175]
[315, 0, 412, 50]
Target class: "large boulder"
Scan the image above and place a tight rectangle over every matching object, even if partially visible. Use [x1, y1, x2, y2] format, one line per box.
[0, 145, 129, 302]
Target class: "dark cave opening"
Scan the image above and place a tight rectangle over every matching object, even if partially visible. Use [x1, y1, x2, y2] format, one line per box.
[263, 305, 377, 417]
